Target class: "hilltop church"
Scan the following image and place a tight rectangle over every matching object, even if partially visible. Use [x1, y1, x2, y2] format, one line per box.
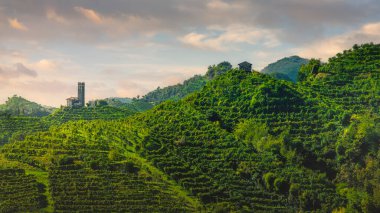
[66, 82, 85, 107]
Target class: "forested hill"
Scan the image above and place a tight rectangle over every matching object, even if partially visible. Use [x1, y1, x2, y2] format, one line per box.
[0, 95, 55, 117]
[0, 43, 379, 212]
[261, 55, 309, 82]
[140, 61, 232, 105]
[140, 75, 207, 105]
[0, 96, 55, 145]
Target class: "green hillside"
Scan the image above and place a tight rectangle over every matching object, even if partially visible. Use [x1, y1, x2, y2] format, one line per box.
[140, 61, 232, 105]
[0, 120, 199, 211]
[44, 105, 136, 125]
[90, 97, 153, 112]
[0, 167, 48, 212]
[0, 44, 379, 212]
[262, 55, 309, 82]
[0, 95, 55, 117]
[91, 62, 226, 109]
[0, 116, 49, 146]
[0, 105, 137, 146]
[141, 75, 208, 105]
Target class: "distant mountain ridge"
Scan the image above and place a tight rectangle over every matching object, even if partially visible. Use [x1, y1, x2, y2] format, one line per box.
[261, 55, 309, 82]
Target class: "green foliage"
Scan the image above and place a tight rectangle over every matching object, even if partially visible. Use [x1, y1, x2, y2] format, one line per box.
[289, 183, 300, 197]
[205, 61, 233, 79]
[263, 172, 276, 190]
[262, 55, 309, 82]
[0, 120, 200, 211]
[0, 106, 137, 146]
[0, 43, 379, 212]
[0, 116, 49, 146]
[298, 58, 321, 82]
[235, 119, 269, 145]
[268, 72, 293, 81]
[91, 97, 154, 112]
[234, 119, 284, 153]
[141, 75, 208, 105]
[141, 61, 232, 105]
[44, 105, 135, 125]
[96, 99, 108, 106]
[0, 168, 48, 212]
[274, 177, 289, 193]
[0, 95, 55, 117]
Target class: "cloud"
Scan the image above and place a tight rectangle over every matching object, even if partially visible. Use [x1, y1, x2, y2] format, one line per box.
[46, 8, 69, 25]
[1, 80, 72, 107]
[0, 63, 37, 92]
[87, 82, 118, 98]
[180, 33, 216, 50]
[15, 63, 37, 77]
[33, 59, 58, 72]
[0, 0, 379, 44]
[180, 25, 280, 51]
[71, 5, 162, 39]
[8, 18, 28, 31]
[117, 80, 149, 98]
[296, 21, 380, 60]
[207, 0, 235, 10]
[74, 6, 103, 24]
[98, 63, 204, 98]
[0, 47, 27, 63]
[362, 22, 380, 35]
[0, 63, 37, 80]
[0, 0, 379, 107]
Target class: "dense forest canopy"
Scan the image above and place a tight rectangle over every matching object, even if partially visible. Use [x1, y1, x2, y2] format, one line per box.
[0, 43, 379, 212]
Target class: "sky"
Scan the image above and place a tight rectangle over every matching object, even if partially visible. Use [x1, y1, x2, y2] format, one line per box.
[0, 0, 380, 107]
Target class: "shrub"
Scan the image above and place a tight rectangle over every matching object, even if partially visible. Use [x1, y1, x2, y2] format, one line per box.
[274, 178, 289, 194]
[263, 172, 276, 190]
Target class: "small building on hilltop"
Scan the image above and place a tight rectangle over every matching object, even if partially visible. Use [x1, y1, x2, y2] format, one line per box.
[78, 82, 85, 107]
[238, 61, 252, 72]
[66, 82, 85, 107]
[66, 97, 80, 107]
[87, 99, 108, 107]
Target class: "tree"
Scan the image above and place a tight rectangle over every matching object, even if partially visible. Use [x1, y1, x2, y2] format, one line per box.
[298, 59, 321, 82]
[206, 61, 232, 79]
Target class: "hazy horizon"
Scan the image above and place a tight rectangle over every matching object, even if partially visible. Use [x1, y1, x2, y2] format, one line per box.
[1, 0, 380, 107]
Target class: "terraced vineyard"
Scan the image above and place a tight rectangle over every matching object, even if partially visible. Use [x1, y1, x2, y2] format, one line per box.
[0, 116, 49, 146]
[0, 168, 47, 212]
[0, 44, 379, 212]
[0, 105, 137, 147]
[136, 80, 346, 211]
[1, 120, 200, 212]
[299, 43, 380, 114]
[44, 106, 137, 125]
[49, 166, 196, 212]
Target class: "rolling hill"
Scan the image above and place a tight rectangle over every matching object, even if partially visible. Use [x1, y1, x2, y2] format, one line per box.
[0, 43, 379, 212]
[261, 55, 309, 82]
[0, 95, 55, 117]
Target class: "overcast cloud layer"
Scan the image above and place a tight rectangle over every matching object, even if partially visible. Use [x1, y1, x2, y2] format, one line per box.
[0, 0, 379, 106]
